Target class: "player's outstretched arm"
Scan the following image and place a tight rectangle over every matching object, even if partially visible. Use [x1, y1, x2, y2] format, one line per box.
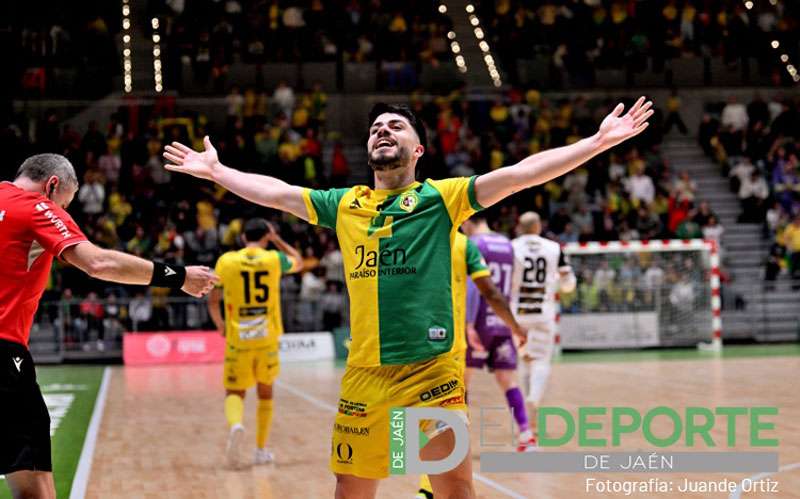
[474, 96, 654, 208]
[163, 137, 310, 221]
[62, 242, 218, 297]
[473, 276, 527, 347]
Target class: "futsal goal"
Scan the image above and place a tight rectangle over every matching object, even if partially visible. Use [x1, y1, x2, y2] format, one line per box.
[557, 239, 721, 351]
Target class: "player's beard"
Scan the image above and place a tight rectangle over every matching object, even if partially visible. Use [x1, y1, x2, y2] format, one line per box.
[368, 144, 411, 172]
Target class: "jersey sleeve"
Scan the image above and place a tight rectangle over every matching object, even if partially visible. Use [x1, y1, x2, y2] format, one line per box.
[465, 238, 490, 279]
[302, 187, 349, 229]
[30, 201, 88, 256]
[214, 254, 231, 287]
[277, 251, 299, 274]
[428, 176, 484, 226]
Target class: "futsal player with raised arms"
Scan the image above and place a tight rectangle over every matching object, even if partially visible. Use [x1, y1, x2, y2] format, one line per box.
[207, 218, 303, 468]
[164, 97, 653, 498]
[0, 154, 217, 499]
[511, 211, 577, 442]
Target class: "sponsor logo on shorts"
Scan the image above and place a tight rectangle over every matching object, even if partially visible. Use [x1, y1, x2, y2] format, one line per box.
[419, 379, 459, 402]
[227, 376, 237, 383]
[440, 395, 464, 407]
[333, 423, 370, 437]
[336, 442, 354, 464]
[338, 398, 368, 418]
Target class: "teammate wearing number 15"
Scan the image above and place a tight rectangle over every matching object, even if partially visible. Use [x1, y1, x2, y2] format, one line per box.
[207, 218, 303, 468]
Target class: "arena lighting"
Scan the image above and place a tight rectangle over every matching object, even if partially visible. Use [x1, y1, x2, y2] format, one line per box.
[152, 17, 163, 92]
[467, 9, 502, 86]
[758, 1, 800, 85]
[441, 3, 468, 72]
[121, 1, 133, 93]
[744, 0, 753, 9]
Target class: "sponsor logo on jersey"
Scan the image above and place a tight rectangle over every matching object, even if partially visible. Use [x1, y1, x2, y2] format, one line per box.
[419, 379, 459, 402]
[428, 327, 447, 341]
[398, 191, 418, 213]
[349, 198, 362, 209]
[36, 204, 72, 239]
[350, 244, 416, 280]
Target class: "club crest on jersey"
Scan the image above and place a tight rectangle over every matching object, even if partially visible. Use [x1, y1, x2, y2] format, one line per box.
[398, 191, 418, 213]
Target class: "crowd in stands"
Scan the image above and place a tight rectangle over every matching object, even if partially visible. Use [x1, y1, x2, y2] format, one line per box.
[477, 0, 799, 86]
[11, 0, 120, 97]
[410, 87, 721, 249]
[699, 93, 800, 286]
[562, 252, 708, 316]
[155, 0, 453, 88]
[4, 81, 725, 348]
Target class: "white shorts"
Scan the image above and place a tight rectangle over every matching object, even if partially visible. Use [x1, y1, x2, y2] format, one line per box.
[519, 319, 556, 362]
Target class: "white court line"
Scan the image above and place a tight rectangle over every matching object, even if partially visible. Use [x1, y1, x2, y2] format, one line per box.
[729, 461, 800, 499]
[69, 367, 111, 499]
[275, 379, 527, 499]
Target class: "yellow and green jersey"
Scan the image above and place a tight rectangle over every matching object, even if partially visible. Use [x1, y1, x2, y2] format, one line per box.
[214, 246, 298, 350]
[302, 176, 484, 366]
[451, 232, 491, 356]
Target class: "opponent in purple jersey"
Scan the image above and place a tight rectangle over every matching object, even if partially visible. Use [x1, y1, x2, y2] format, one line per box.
[461, 216, 536, 452]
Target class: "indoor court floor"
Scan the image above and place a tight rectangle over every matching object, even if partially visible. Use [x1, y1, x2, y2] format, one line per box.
[83, 346, 800, 498]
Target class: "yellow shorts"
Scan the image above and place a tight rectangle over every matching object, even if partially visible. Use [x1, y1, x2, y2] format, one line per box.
[223, 345, 280, 391]
[330, 354, 468, 479]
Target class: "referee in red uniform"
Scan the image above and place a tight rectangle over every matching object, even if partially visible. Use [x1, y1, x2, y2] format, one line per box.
[0, 153, 218, 499]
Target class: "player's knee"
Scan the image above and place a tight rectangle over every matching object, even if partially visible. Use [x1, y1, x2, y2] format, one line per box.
[334, 474, 374, 499]
[432, 476, 474, 499]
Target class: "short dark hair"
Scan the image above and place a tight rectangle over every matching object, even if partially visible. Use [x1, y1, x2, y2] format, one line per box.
[243, 218, 270, 242]
[16, 153, 78, 189]
[368, 103, 428, 149]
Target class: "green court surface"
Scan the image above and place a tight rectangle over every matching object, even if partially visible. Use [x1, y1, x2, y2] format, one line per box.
[0, 365, 104, 499]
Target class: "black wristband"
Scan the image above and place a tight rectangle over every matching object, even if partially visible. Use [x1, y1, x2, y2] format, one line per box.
[150, 262, 187, 288]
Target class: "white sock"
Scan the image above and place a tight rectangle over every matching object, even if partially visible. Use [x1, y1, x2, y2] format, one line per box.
[528, 362, 551, 406]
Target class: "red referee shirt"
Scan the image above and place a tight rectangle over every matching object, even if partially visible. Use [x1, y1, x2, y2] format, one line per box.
[0, 182, 88, 347]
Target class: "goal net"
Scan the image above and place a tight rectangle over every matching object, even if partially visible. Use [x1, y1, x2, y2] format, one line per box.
[558, 240, 721, 350]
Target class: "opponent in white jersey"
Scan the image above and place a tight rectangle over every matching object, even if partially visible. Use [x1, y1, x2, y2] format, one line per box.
[511, 212, 576, 431]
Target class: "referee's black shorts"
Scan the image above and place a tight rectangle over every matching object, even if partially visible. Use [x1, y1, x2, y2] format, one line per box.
[0, 338, 52, 474]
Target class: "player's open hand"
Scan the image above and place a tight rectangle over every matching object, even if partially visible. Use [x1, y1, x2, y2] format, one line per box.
[182, 265, 219, 297]
[163, 136, 222, 181]
[596, 96, 654, 150]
